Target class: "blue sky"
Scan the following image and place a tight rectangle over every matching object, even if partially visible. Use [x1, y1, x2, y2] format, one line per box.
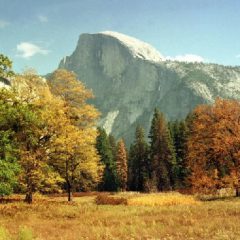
[0, 0, 239, 74]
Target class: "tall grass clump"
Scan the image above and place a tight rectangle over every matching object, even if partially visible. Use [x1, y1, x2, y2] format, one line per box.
[18, 226, 34, 240]
[0, 226, 11, 240]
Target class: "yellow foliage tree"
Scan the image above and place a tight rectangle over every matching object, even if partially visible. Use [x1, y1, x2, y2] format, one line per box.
[47, 69, 102, 201]
[48, 69, 99, 127]
[12, 72, 64, 203]
[13, 70, 102, 202]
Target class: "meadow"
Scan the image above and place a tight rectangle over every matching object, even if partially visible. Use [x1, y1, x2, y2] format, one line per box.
[0, 192, 240, 240]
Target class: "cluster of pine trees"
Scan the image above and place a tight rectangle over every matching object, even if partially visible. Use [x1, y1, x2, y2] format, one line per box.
[96, 129, 128, 191]
[96, 109, 189, 193]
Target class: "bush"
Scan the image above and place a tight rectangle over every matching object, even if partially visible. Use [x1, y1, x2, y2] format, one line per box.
[95, 194, 127, 205]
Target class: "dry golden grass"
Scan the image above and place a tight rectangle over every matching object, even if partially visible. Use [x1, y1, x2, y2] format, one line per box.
[127, 192, 200, 206]
[0, 193, 240, 240]
[96, 192, 199, 206]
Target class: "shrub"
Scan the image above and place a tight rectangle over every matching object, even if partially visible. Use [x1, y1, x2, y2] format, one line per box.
[95, 194, 127, 205]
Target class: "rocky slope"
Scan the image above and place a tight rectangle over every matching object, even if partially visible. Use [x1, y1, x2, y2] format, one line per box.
[58, 31, 240, 144]
[0, 77, 11, 88]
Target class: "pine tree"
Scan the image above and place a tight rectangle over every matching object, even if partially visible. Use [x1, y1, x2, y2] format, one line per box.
[109, 134, 117, 161]
[128, 125, 149, 191]
[149, 109, 176, 191]
[169, 120, 188, 188]
[128, 144, 135, 190]
[116, 139, 128, 191]
[96, 128, 118, 191]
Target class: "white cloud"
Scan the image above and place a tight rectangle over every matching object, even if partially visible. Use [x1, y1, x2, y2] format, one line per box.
[166, 54, 205, 63]
[38, 15, 48, 23]
[0, 20, 9, 29]
[16, 42, 49, 58]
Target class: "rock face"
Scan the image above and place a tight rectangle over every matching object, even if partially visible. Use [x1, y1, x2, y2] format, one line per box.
[0, 77, 11, 88]
[59, 31, 240, 144]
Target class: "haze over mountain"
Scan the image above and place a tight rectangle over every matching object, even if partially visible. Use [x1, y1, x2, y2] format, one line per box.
[59, 31, 240, 144]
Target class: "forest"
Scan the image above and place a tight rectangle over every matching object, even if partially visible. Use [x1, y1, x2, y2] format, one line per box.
[1, 54, 240, 201]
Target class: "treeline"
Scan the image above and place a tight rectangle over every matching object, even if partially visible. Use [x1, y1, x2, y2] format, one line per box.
[1, 54, 240, 202]
[97, 103, 240, 196]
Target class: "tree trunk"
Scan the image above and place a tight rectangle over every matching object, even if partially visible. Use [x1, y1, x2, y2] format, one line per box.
[67, 182, 73, 202]
[25, 191, 33, 204]
[236, 187, 240, 197]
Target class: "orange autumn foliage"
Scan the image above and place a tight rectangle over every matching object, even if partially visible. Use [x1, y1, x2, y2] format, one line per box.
[186, 98, 240, 194]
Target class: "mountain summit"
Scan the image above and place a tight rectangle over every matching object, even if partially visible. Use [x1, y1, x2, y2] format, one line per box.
[59, 31, 240, 144]
[100, 31, 164, 62]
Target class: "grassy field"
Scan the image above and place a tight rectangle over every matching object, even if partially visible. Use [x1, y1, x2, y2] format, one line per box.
[0, 192, 240, 240]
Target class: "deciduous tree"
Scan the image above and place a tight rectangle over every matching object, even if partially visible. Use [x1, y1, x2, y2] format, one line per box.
[0, 54, 14, 79]
[0, 130, 19, 196]
[186, 98, 240, 196]
[47, 69, 102, 200]
[116, 139, 128, 191]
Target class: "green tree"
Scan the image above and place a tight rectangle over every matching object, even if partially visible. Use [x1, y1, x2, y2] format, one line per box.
[109, 134, 117, 161]
[96, 128, 118, 191]
[0, 130, 19, 196]
[128, 125, 149, 191]
[116, 139, 128, 191]
[169, 120, 188, 188]
[149, 109, 176, 191]
[0, 54, 14, 79]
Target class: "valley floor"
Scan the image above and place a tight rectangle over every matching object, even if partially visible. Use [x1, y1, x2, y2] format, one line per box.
[0, 193, 240, 240]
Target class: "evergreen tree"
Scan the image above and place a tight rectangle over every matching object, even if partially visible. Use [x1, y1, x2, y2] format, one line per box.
[96, 128, 118, 191]
[128, 125, 149, 191]
[149, 109, 176, 191]
[116, 139, 128, 191]
[169, 120, 188, 188]
[109, 134, 117, 161]
[128, 144, 135, 190]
